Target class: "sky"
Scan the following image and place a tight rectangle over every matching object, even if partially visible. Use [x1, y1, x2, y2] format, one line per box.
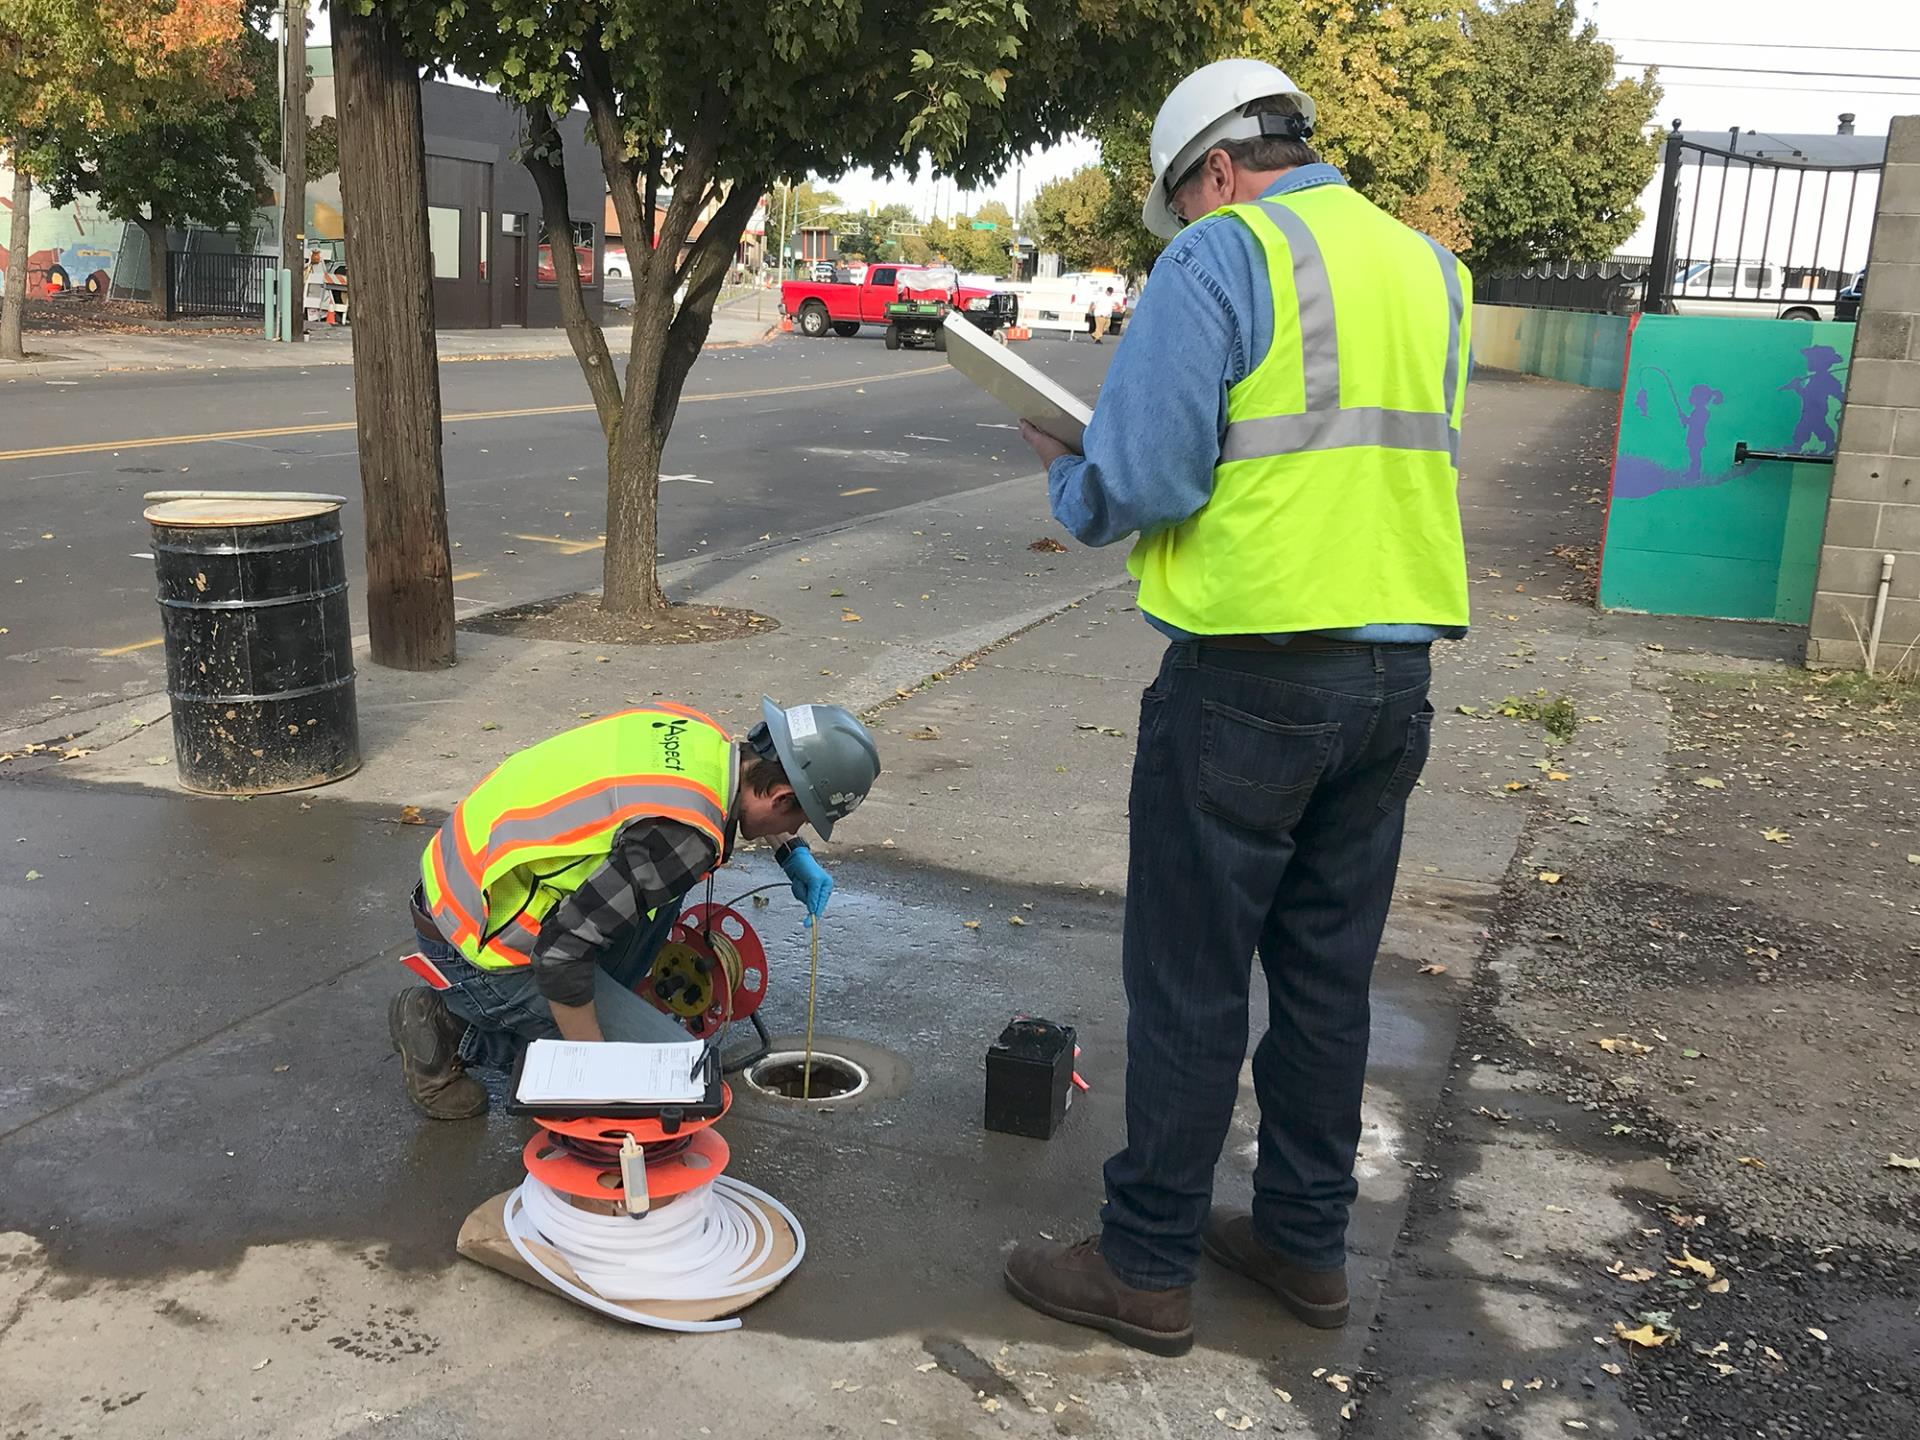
[306, 1, 1920, 225]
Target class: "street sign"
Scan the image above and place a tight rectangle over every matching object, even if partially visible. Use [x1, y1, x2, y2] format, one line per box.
[970, 221, 997, 231]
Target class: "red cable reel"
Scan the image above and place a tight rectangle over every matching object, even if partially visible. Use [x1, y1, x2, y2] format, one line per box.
[635, 902, 768, 1040]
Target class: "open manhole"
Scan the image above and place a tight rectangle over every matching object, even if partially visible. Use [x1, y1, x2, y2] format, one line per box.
[743, 1050, 870, 1102]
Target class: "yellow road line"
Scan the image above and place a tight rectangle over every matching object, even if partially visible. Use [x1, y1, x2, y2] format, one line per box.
[450, 569, 484, 582]
[0, 364, 949, 465]
[99, 636, 164, 657]
[839, 487, 879, 497]
[511, 533, 606, 557]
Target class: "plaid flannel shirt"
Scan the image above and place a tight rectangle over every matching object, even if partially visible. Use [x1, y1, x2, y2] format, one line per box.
[529, 818, 722, 1007]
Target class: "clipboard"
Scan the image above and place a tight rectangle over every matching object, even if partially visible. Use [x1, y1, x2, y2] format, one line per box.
[942, 313, 1094, 452]
[505, 1040, 726, 1124]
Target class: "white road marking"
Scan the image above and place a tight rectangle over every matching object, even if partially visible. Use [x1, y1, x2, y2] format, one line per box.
[660, 473, 712, 484]
[904, 433, 952, 443]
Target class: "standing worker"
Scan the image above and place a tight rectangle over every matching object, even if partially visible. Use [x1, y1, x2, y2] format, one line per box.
[1090, 285, 1117, 344]
[1004, 58, 1470, 1355]
[389, 699, 880, 1119]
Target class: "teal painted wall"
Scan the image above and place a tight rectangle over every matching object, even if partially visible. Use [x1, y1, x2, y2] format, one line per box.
[1472, 304, 1630, 389]
[1598, 314, 1852, 624]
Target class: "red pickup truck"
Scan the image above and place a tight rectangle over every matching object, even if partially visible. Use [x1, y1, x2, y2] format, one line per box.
[781, 264, 973, 337]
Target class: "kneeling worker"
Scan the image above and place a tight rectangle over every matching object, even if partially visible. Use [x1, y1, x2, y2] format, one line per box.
[390, 698, 881, 1118]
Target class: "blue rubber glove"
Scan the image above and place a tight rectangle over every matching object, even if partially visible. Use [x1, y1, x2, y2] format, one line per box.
[779, 842, 833, 921]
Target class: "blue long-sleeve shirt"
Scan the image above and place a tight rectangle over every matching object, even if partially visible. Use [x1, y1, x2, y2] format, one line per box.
[1047, 163, 1461, 646]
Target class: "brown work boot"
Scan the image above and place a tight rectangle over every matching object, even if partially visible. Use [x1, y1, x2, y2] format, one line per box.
[1004, 1237, 1193, 1356]
[388, 987, 488, 1120]
[1202, 1210, 1349, 1328]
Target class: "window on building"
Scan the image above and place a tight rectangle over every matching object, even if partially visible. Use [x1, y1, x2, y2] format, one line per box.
[479, 210, 490, 280]
[428, 206, 463, 280]
[536, 220, 596, 286]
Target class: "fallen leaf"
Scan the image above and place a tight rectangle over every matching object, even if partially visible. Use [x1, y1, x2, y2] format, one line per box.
[1213, 1411, 1253, 1432]
[1669, 1249, 1716, 1280]
[829, 589, 845, 597]
[1504, 780, 1531, 792]
[146, 755, 170, 766]
[1760, 827, 1791, 844]
[1707, 1278, 1730, 1294]
[980, 1397, 1000, 1414]
[1807, 1327, 1828, 1342]
[1325, 1374, 1351, 1394]
[751, 894, 770, 908]
[1008, 915, 1027, 926]
[480, 721, 500, 731]
[1614, 1322, 1670, 1348]
[1524, 1379, 1544, 1391]
[1764, 1346, 1783, 1363]
[1736, 1155, 1767, 1169]
[1681, 1047, 1702, 1059]
[1028, 537, 1068, 553]
[841, 610, 862, 623]
[1565, 1423, 1589, 1432]
[1693, 775, 1727, 788]
[1711, 1362, 1738, 1376]
[1501, 1379, 1514, 1392]
[272, 1063, 290, 1074]
[1616, 1267, 1657, 1283]
[24, 870, 41, 881]
[1907, 854, 1920, 865]
[1073, 723, 1126, 737]
[397, 805, 426, 825]
[252, 1358, 271, 1371]
[1696, 1341, 1729, 1357]
[1273, 1389, 1292, 1403]
[1600, 1363, 1623, 1376]
[1547, 770, 1571, 782]
[1595, 1036, 1653, 1055]
[1538, 871, 1563, 884]
[1456, 704, 1479, 715]
[962, 920, 981, 930]
[906, 725, 941, 741]
[914, 1361, 938, 1373]
[1418, 962, 1448, 975]
[1340, 1401, 1356, 1422]
[1886, 1154, 1920, 1170]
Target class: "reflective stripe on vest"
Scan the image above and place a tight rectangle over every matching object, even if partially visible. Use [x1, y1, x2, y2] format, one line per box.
[418, 705, 735, 969]
[1127, 185, 1472, 636]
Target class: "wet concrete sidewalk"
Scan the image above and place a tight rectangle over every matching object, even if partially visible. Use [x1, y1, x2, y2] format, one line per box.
[0, 373, 1650, 1438]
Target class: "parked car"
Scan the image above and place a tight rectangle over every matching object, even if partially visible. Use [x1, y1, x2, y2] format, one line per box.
[1835, 268, 1865, 323]
[781, 263, 949, 337]
[604, 242, 629, 278]
[1666, 259, 1838, 321]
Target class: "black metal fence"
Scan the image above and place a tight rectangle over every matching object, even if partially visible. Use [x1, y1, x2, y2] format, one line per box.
[1478, 260, 1650, 315]
[167, 250, 276, 319]
[1644, 129, 1882, 314]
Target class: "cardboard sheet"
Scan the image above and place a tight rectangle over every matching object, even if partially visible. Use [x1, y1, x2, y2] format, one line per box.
[456, 1189, 798, 1325]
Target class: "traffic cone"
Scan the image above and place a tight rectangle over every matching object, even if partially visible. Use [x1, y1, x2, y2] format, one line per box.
[779, 316, 794, 333]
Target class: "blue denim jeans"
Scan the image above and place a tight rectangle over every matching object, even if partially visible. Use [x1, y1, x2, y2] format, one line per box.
[412, 894, 692, 1071]
[1099, 640, 1434, 1287]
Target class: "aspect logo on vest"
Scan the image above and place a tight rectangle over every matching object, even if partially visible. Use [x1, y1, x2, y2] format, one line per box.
[652, 718, 689, 773]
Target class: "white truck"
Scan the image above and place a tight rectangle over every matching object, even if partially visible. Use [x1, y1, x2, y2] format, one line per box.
[1666, 259, 1839, 321]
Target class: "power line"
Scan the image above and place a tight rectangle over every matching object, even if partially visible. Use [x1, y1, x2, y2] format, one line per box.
[1616, 60, 1920, 81]
[1641, 77, 1920, 97]
[1604, 36, 1920, 55]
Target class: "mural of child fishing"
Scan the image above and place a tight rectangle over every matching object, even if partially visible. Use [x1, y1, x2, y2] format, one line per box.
[1780, 344, 1848, 455]
[1634, 367, 1724, 481]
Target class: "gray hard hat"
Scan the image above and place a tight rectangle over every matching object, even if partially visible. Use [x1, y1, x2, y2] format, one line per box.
[752, 696, 881, 840]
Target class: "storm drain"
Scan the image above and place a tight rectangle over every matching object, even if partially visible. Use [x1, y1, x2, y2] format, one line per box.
[743, 1051, 870, 1102]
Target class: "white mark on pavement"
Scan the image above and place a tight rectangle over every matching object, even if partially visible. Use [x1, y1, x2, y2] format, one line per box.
[29, 469, 95, 480]
[976, 422, 1019, 430]
[805, 447, 915, 465]
[129, 552, 155, 560]
[904, 433, 952, 443]
[43, 380, 79, 386]
[660, 473, 712, 485]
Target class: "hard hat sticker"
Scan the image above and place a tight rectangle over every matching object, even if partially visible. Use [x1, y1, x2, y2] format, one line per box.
[786, 705, 819, 740]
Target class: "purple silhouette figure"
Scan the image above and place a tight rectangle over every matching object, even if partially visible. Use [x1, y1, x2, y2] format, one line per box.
[1780, 345, 1847, 454]
[1635, 368, 1723, 479]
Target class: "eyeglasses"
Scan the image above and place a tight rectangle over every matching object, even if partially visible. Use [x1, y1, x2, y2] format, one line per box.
[1165, 150, 1214, 225]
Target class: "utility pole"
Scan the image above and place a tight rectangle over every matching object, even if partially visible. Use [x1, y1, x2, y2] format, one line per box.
[774, 179, 791, 281]
[280, 0, 308, 341]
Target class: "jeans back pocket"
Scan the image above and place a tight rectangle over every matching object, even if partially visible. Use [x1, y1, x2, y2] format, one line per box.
[1376, 701, 1435, 814]
[1198, 699, 1342, 839]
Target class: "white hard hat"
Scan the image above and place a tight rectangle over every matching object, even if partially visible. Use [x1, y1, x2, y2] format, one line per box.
[1141, 58, 1318, 240]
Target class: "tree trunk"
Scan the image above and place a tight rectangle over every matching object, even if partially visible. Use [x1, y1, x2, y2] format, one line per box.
[334, 5, 455, 669]
[138, 214, 170, 318]
[1, 157, 29, 361]
[280, 0, 307, 342]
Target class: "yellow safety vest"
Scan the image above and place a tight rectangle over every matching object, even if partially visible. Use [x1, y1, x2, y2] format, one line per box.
[1127, 184, 1472, 634]
[419, 703, 735, 970]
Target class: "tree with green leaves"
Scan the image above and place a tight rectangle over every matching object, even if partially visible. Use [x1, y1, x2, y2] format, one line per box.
[33, 3, 278, 314]
[357, 0, 1234, 616]
[1027, 164, 1117, 269]
[1455, 0, 1659, 266]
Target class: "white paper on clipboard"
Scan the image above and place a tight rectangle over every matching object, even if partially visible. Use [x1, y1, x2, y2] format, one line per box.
[941, 314, 1094, 453]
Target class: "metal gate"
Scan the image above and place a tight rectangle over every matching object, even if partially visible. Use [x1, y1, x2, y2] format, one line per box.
[1643, 126, 1883, 318]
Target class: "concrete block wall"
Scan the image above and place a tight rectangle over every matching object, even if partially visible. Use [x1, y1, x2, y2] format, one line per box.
[1810, 115, 1920, 670]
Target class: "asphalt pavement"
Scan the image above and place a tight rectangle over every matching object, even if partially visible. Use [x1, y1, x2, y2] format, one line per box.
[0, 331, 1119, 729]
